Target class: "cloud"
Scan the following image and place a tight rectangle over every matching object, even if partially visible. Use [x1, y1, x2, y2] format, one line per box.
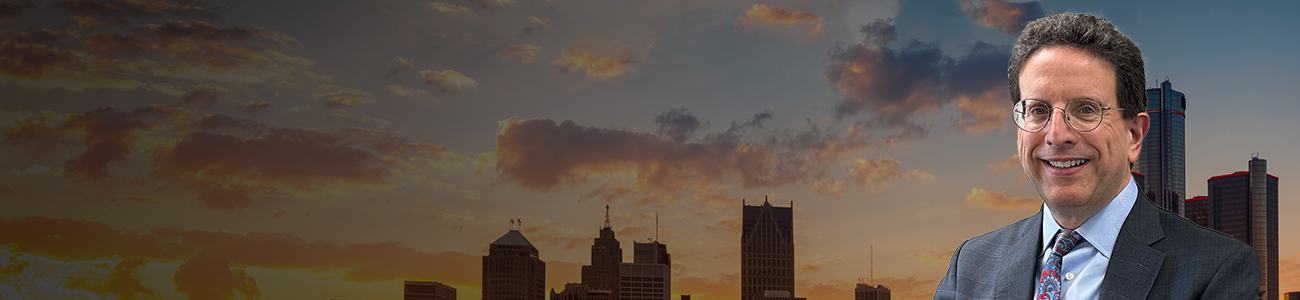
[520, 220, 589, 251]
[10, 164, 64, 176]
[428, 2, 474, 14]
[420, 69, 479, 92]
[705, 215, 742, 235]
[0, 3, 37, 24]
[736, 4, 826, 39]
[4, 105, 185, 179]
[385, 56, 417, 79]
[811, 180, 845, 196]
[843, 157, 930, 191]
[57, 0, 219, 19]
[464, 0, 515, 10]
[1282, 254, 1300, 292]
[518, 16, 548, 37]
[490, 112, 873, 206]
[800, 257, 844, 272]
[61, 257, 157, 299]
[0, 217, 487, 290]
[176, 86, 223, 110]
[958, 0, 1045, 36]
[551, 39, 635, 78]
[826, 20, 1014, 138]
[988, 154, 1019, 174]
[908, 247, 955, 267]
[964, 188, 1038, 211]
[387, 85, 433, 98]
[315, 86, 376, 109]
[70, 16, 105, 29]
[653, 107, 703, 143]
[239, 101, 271, 112]
[437, 209, 478, 222]
[496, 44, 542, 63]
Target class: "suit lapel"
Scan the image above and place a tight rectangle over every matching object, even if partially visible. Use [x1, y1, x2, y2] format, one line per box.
[996, 208, 1043, 299]
[1100, 193, 1167, 299]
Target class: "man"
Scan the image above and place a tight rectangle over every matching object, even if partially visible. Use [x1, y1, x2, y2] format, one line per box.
[933, 13, 1259, 300]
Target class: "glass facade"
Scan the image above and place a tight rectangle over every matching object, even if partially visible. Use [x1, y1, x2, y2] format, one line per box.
[741, 199, 795, 300]
[1139, 80, 1186, 215]
[1207, 157, 1279, 300]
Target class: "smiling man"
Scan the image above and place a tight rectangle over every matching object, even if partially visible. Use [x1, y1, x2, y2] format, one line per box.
[933, 13, 1259, 300]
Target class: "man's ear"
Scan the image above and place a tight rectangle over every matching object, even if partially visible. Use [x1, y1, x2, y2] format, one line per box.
[1128, 112, 1150, 163]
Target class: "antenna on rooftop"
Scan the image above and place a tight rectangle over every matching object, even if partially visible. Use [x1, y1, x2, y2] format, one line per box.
[655, 212, 659, 242]
[604, 205, 611, 229]
[870, 243, 874, 286]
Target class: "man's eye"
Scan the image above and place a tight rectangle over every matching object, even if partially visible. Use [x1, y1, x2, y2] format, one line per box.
[1029, 107, 1049, 115]
[1078, 106, 1097, 115]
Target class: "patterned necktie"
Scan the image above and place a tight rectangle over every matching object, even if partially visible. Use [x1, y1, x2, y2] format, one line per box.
[1035, 229, 1084, 300]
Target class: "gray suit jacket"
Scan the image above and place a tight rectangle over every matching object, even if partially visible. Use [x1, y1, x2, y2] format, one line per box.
[934, 193, 1259, 299]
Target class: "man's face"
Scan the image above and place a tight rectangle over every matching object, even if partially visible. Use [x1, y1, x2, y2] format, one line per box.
[1016, 46, 1147, 214]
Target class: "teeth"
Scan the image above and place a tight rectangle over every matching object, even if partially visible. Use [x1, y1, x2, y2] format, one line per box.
[1048, 159, 1087, 168]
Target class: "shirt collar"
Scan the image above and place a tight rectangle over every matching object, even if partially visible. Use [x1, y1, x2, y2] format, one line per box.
[1040, 175, 1139, 258]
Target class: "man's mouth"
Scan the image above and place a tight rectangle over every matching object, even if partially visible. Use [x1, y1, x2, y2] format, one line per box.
[1045, 159, 1088, 169]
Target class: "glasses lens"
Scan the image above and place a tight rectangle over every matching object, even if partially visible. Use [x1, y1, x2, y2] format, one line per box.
[1067, 99, 1104, 131]
[1014, 100, 1050, 131]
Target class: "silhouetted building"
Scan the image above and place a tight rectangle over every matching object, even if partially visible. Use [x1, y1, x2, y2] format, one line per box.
[404, 281, 455, 300]
[619, 262, 670, 300]
[1185, 196, 1209, 227]
[551, 283, 612, 300]
[758, 290, 805, 300]
[583, 206, 623, 300]
[741, 197, 794, 300]
[1138, 80, 1186, 215]
[855, 283, 890, 300]
[634, 240, 670, 267]
[483, 230, 545, 300]
[681, 295, 690, 300]
[1207, 157, 1279, 300]
[1285, 291, 1300, 300]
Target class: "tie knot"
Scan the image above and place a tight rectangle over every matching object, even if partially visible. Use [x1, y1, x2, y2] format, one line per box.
[1053, 229, 1084, 254]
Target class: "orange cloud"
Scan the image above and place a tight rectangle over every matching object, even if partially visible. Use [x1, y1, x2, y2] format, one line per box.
[387, 85, 432, 98]
[844, 157, 905, 190]
[520, 220, 590, 251]
[736, 4, 826, 39]
[239, 101, 271, 112]
[800, 257, 844, 272]
[1282, 253, 1300, 293]
[315, 86, 376, 109]
[988, 154, 1019, 174]
[429, 2, 474, 14]
[964, 187, 1039, 211]
[4, 105, 186, 179]
[58, 0, 219, 19]
[812, 180, 846, 196]
[420, 69, 478, 92]
[959, 0, 1044, 36]
[908, 247, 955, 267]
[70, 16, 105, 29]
[552, 39, 635, 78]
[497, 44, 542, 63]
[519, 16, 548, 37]
[0, 217, 487, 290]
[953, 89, 1009, 132]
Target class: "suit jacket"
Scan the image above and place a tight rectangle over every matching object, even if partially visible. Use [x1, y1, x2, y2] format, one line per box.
[933, 193, 1259, 299]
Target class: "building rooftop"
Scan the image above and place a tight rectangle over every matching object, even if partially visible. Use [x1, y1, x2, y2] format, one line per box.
[492, 230, 535, 247]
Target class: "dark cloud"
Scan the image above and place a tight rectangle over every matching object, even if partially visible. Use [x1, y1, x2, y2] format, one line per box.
[4, 105, 186, 179]
[238, 101, 270, 112]
[653, 107, 703, 143]
[0, 2, 37, 24]
[0, 29, 80, 78]
[56, 0, 219, 19]
[176, 86, 221, 110]
[173, 252, 260, 300]
[826, 19, 1014, 136]
[492, 112, 874, 203]
[79, 20, 291, 68]
[184, 113, 265, 131]
[958, 0, 1045, 36]
[63, 257, 157, 299]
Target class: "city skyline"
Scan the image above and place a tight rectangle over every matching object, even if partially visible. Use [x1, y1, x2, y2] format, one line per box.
[2, 0, 1299, 300]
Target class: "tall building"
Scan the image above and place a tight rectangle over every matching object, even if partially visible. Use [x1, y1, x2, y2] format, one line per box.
[1285, 291, 1300, 300]
[1184, 196, 1209, 228]
[741, 197, 795, 300]
[633, 240, 670, 268]
[582, 206, 623, 299]
[551, 283, 612, 300]
[618, 260, 670, 300]
[482, 230, 546, 300]
[1137, 80, 1186, 215]
[1206, 157, 1279, 300]
[404, 281, 456, 300]
[854, 283, 890, 300]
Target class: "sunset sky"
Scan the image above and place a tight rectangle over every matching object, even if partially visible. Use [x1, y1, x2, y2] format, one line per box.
[2, 0, 1299, 299]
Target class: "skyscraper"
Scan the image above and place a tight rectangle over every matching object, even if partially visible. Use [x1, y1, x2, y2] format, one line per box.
[620, 241, 671, 300]
[482, 229, 546, 300]
[1138, 80, 1186, 215]
[1206, 157, 1279, 300]
[1184, 196, 1209, 227]
[404, 281, 456, 300]
[741, 197, 794, 300]
[854, 283, 890, 300]
[582, 205, 623, 299]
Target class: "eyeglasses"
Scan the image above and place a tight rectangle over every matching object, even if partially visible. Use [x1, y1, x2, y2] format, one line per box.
[1013, 98, 1124, 132]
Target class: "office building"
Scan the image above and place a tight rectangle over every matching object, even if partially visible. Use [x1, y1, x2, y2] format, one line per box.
[1207, 157, 1279, 300]
[404, 281, 455, 300]
[1137, 80, 1186, 215]
[1185, 196, 1209, 228]
[634, 240, 670, 267]
[582, 206, 623, 299]
[482, 230, 546, 300]
[618, 262, 670, 300]
[1285, 291, 1300, 300]
[855, 283, 890, 300]
[741, 197, 795, 300]
[551, 283, 613, 300]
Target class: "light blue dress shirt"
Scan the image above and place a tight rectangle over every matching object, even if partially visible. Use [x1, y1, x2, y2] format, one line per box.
[1038, 176, 1138, 300]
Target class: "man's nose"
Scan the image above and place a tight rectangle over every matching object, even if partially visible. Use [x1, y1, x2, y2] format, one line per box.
[1044, 109, 1078, 146]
